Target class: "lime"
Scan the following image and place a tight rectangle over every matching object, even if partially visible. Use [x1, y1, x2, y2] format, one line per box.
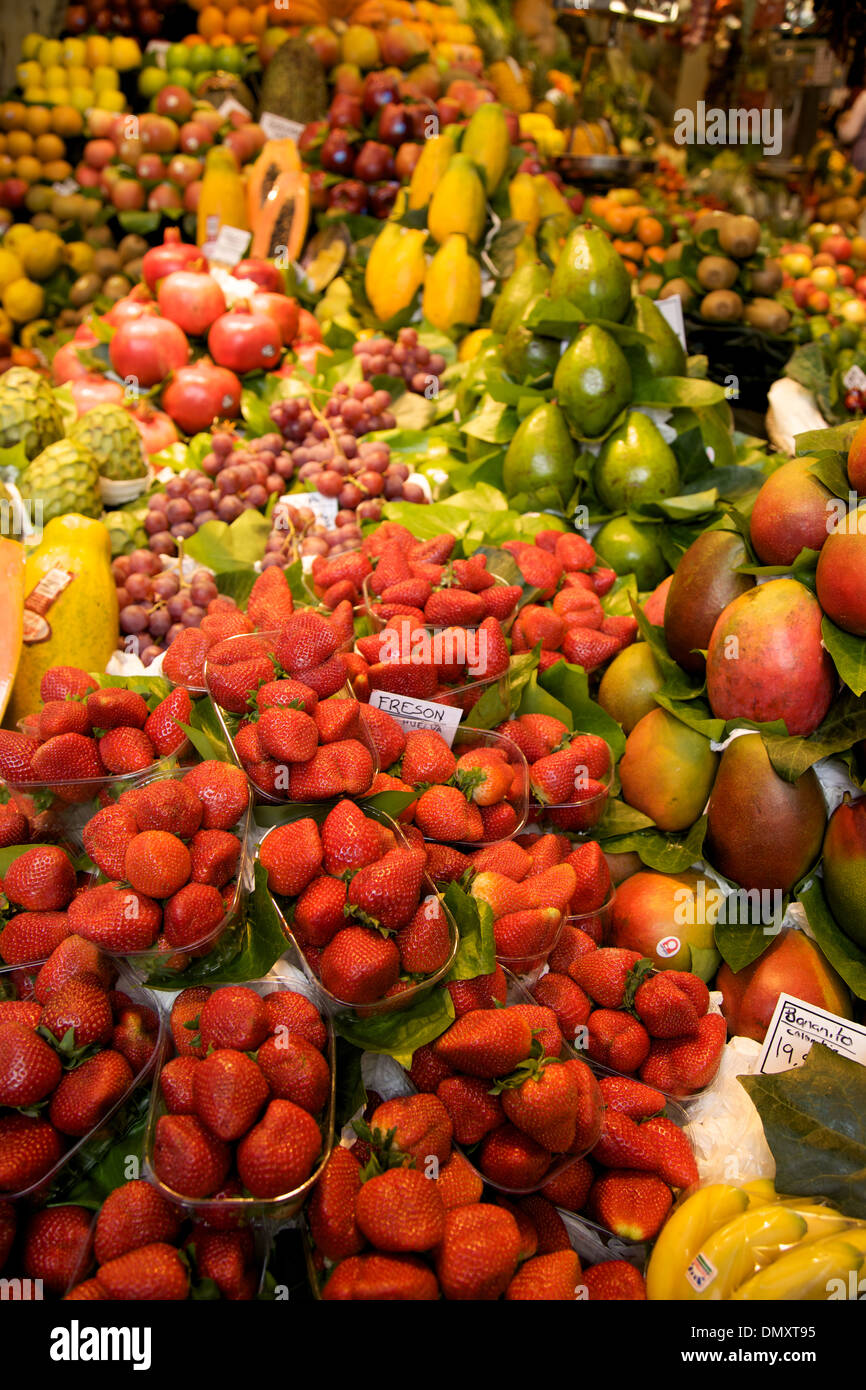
[169, 68, 194, 91]
[213, 45, 243, 74]
[593, 516, 667, 591]
[188, 44, 214, 74]
[138, 67, 169, 99]
[166, 43, 188, 71]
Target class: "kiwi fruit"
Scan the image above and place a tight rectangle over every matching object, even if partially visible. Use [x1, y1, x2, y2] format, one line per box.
[749, 258, 783, 295]
[30, 212, 60, 231]
[700, 289, 743, 322]
[718, 214, 761, 260]
[123, 257, 143, 285]
[744, 298, 791, 334]
[697, 255, 739, 291]
[92, 248, 122, 278]
[659, 277, 695, 307]
[85, 225, 114, 248]
[70, 272, 102, 308]
[102, 274, 132, 302]
[638, 272, 664, 295]
[117, 234, 148, 265]
[663, 242, 684, 265]
[693, 209, 727, 238]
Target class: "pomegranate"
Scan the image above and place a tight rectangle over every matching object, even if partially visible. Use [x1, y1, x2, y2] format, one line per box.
[235, 258, 283, 293]
[161, 359, 242, 434]
[157, 268, 226, 338]
[141, 227, 206, 291]
[294, 341, 333, 373]
[103, 295, 159, 328]
[52, 332, 98, 385]
[250, 292, 299, 347]
[70, 376, 125, 414]
[296, 306, 323, 343]
[127, 401, 179, 454]
[207, 303, 282, 374]
[109, 315, 190, 388]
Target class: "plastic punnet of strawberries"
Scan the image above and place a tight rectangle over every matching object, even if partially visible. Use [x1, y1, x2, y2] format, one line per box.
[258, 800, 457, 1011]
[147, 982, 332, 1211]
[498, 713, 613, 832]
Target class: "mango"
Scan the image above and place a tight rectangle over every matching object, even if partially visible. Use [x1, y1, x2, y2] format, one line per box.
[598, 642, 665, 733]
[490, 260, 550, 336]
[553, 324, 632, 439]
[365, 222, 427, 323]
[705, 733, 826, 892]
[610, 869, 722, 979]
[550, 223, 630, 322]
[823, 795, 866, 949]
[593, 411, 679, 511]
[815, 501, 866, 635]
[460, 101, 510, 194]
[718, 929, 851, 1043]
[620, 708, 719, 832]
[408, 132, 455, 209]
[427, 154, 486, 245]
[706, 578, 835, 737]
[422, 234, 480, 332]
[750, 457, 833, 566]
[664, 530, 754, 676]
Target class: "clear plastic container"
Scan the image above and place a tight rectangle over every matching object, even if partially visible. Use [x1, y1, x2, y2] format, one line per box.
[142, 969, 336, 1225]
[258, 803, 459, 1018]
[2, 753, 181, 817]
[529, 741, 615, 835]
[406, 725, 529, 850]
[361, 572, 519, 634]
[563, 888, 617, 947]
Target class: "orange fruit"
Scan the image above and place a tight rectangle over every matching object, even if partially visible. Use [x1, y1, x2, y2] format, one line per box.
[606, 204, 633, 235]
[226, 7, 251, 36]
[34, 133, 64, 162]
[645, 245, 666, 266]
[0, 102, 25, 132]
[198, 6, 223, 37]
[14, 155, 42, 182]
[636, 216, 664, 246]
[623, 259, 639, 278]
[6, 131, 34, 159]
[0, 155, 13, 178]
[25, 107, 52, 137]
[250, 5, 268, 33]
[51, 105, 83, 137]
[41, 159, 72, 181]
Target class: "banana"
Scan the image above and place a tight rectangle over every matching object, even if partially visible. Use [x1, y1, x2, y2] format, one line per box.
[646, 1184, 749, 1301]
[683, 1205, 808, 1301]
[741, 1178, 778, 1207]
[784, 1204, 851, 1245]
[731, 1237, 864, 1301]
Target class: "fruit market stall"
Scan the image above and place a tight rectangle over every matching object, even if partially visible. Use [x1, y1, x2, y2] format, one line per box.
[0, 0, 866, 1330]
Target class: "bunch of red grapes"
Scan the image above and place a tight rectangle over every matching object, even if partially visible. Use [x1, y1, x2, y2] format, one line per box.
[352, 327, 447, 395]
[112, 550, 238, 667]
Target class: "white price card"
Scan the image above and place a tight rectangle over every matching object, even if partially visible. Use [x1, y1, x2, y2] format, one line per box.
[298, 491, 339, 527]
[368, 690, 463, 746]
[145, 39, 170, 68]
[655, 293, 688, 351]
[843, 364, 866, 392]
[260, 112, 305, 142]
[203, 225, 251, 267]
[218, 96, 251, 121]
[757, 992, 866, 1075]
[52, 179, 78, 196]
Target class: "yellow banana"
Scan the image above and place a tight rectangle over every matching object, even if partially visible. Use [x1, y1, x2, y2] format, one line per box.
[742, 1178, 778, 1207]
[683, 1205, 807, 1301]
[784, 1204, 851, 1245]
[646, 1185, 749, 1302]
[731, 1237, 864, 1301]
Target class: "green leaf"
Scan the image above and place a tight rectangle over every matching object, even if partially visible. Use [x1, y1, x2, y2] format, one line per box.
[739, 1044, 866, 1219]
[183, 509, 271, 573]
[91, 672, 172, 705]
[797, 879, 866, 1000]
[620, 816, 707, 874]
[334, 986, 455, 1060]
[215, 567, 257, 609]
[714, 914, 773, 973]
[762, 690, 866, 783]
[539, 661, 626, 761]
[444, 883, 496, 981]
[117, 210, 161, 235]
[632, 376, 727, 408]
[240, 389, 275, 438]
[334, 1038, 367, 1134]
[795, 420, 862, 456]
[808, 451, 851, 499]
[593, 798, 656, 841]
[822, 617, 866, 697]
[360, 789, 418, 819]
[469, 651, 539, 729]
[62, 1116, 147, 1207]
[177, 720, 221, 763]
[518, 671, 573, 728]
[188, 696, 233, 764]
[460, 394, 517, 443]
[653, 692, 726, 740]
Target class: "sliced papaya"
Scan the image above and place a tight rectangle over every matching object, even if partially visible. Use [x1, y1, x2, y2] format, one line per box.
[0, 537, 25, 724]
[251, 169, 310, 264]
[246, 139, 302, 229]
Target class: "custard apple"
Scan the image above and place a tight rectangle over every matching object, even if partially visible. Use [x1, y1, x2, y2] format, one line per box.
[19, 439, 102, 523]
[0, 367, 63, 459]
[68, 404, 147, 481]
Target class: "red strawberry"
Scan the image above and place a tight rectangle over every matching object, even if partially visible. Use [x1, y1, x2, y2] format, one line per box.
[598, 1076, 666, 1119]
[0, 1113, 63, 1192]
[368, 1093, 453, 1168]
[531, 973, 592, 1040]
[541, 1157, 594, 1213]
[446, 966, 508, 1021]
[0, 1000, 42, 1027]
[497, 715, 569, 765]
[236, 1098, 321, 1198]
[131, 779, 202, 836]
[478, 1123, 551, 1189]
[370, 547, 413, 595]
[553, 588, 603, 626]
[320, 800, 381, 876]
[347, 847, 424, 931]
[395, 894, 452, 973]
[153, 1113, 231, 1198]
[68, 883, 161, 952]
[124, 829, 191, 899]
[41, 665, 97, 702]
[640, 1115, 699, 1188]
[293, 874, 347, 947]
[437, 1074, 504, 1145]
[275, 611, 339, 673]
[160, 1056, 200, 1113]
[586, 1010, 651, 1073]
[3, 844, 75, 910]
[38, 699, 91, 741]
[639, 1012, 726, 1096]
[506, 1248, 582, 1301]
[23, 1204, 94, 1294]
[0, 1023, 62, 1106]
[415, 786, 484, 842]
[314, 697, 361, 744]
[182, 761, 249, 830]
[99, 727, 155, 774]
[634, 973, 701, 1038]
[192, 1048, 269, 1140]
[320, 925, 400, 1004]
[168, 986, 210, 1057]
[358, 704, 406, 767]
[256, 1033, 330, 1113]
[0, 730, 39, 784]
[193, 1227, 257, 1300]
[247, 566, 294, 629]
[0, 910, 71, 964]
[322, 1253, 438, 1301]
[479, 802, 519, 839]
[556, 532, 595, 571]
[86, 688, 149, 731]
[408, 1042, 454, 1093]
[471, 617, 511, 679]
[664, 970, 710, 1017]
[583, 1260, 647, 1300]
[451, 555, 495, 592]
[62, 1279, 107, 1300]
[259, 817, 323, 898]
[591, 1109, 658, 1172]
[163, 883, 225, 948]
[408, 533, 453, 564]
[162, 629, 209, 688]
[40, 976, 113, 1048]
[425, 843, 471, 885]
[561, 626, 620, 672]
[548, 925, 598, 977]
[96, 1242, 189, 1300]
[0, 800, 28, 848]
[188, 829, 241, 888]
[291, 654, 347, 699]
[257, 705, 319, 763]
[501, 1058, 584, 1152]
[477, 582, 522, 621]
[571, 948, 644, 1008]
[308, 1145, 364, 1260]
[82, 803, 139, 880]
[518, 1194, 572, 1253]
[591, 567, 617, 596]
[255, 678, 318, 714]
[435, 1203, 522, 1300]
[355, 1167, 446, 1253]
[94, 1179, 182, 1264]
[401, 729, 456, 784]
[262, 990, 327, 1051]
[367, 657, 438, 700]
[33, 934, 112, 1004]
[565, 840, 612, 914]
[381, 577, 433, 609]
[601, 614, 639, 648]
[199, 985, 268, 1052]
[470, 841, 532, 880]
[433, 1009, 532, 1078]
[436, 1150, 484, 1210]
[587, 1169, 672, 1241]
[112, 1001, 159, 1072]
[290, 738, 373, 798]
[205, 635, 272, 713]
[493, 907, 562, 970]
[50, 1049, 134, 1136]
[518, 605, 564, 651]
[144, 688, 192, 757]
[506, 1003, 563, 1058]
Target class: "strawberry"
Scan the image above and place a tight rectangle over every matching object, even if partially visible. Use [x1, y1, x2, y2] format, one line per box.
[479, 802, 519, 839]
[320, 800, 382, 876]
[98, 727, 155, 774]
[0, 910, 71, 965]
[257, 706, 319, 763]
[82, 803, 139, 880]
[162, 628, 209, 687]
[191, 1048, 269, 1141]
[633, 973, 701, 1038]
[112, 1002, 159, 1072]
[41, 665, 98, 702]
[426, 843, 471, 885]
[0, 800, 28, 848]
[435, 1203, 521, 1300]
[320, 926, 400, 1004]
[261, 990, 326, 1051]
[367, 656, 439, 700]
[500, 1057, 584, 1152]
[548, 925, 598, 977]
[23, 1204, 94, 1294]
[94, 1179, 182, 1264]
[436, 1150, 483, 1210]
[529, 746, 592, 807]
[512, 545, 563, 598]
[587, 1010, 651, 1073]
[370, 548, 413, 595]
[395, 894, 451, 973]
[86, 688, 149, 732]
[506, 1248, 581, 1301]
[0, 1022, 62, 1105]
[199, 985, 268, 1052]
[347, 847, 424, 931]
[436, 1074, 504, 1145]
[591, 1110, 658, 1172]
[247, 565, 294, 629]
[640, 1115, 699, 1188]
[68, 883, 161, 952]
[256, 678, 318, 715]
[381, 577, 433, 608]
[358, 704, 406, 767]
[517, 605, 564, 651]
[40, 976, 113, 1048]
[96, 1242, 189, 1301]
[0, 1113, 63, 1192]
[446, 965, 506, 1017]
[553, 588, 603, 625]
[455, 750, 512, 807]
[144, 688, 192, 757]
[294, 874, 347, 947]
[33, 935, 112, 1004]
[132, 779, 202, 836]
[368, 1093, 453, 1168]
[601, 614, 639, 648]
[425, 588, 488, 628]
[401, 729, 457, 784]
[322, 1253, 438, 1301]
[367, 773, 417, 819]
[314, 697, 361, 744]
[451, 555, 494, 592]
[540, 1157, 594, 1213]
[188, 829, 241, 889]
[38, 699, 91, 741]
[556, 533, 596, 571]
[433, 1009, 533, 1079]
[124, 830, 191, 899]
[160, 1056, 200, 1113]
[415, 785, 484, 842]
[308, 1146, 364, 1261]
[152, 1113, 231, 1198]
[521, 832, 569, 869]
[639, 1012, 726, 1096]
[518, 1194, 572, 1253]
[62, 1279, 108, 1300]
[409, 533, 453, 564]
[583, 1260, 647, 1300]
[168, 986, 210, 1058]
[275, 611, 339, 673]
[531, 973, 592, 1040]
[290, 738, 373, 798]
[477, 1123, 551, 1189]
[3, 844, 75, 910]
[259, 817, 323, 897]
[0, 1000, 41, 1027]
[200, 606, 254, 640]
[205, 638, 273, 714]
[598, 1076, 666, 1120]
[561, 626, 621, 672]
[0, 730, 39, 783]
[571, 948, 644, 1008]
[355, 1167, 446, 1253]
[664, 970, 710, 1018]
[292, 654, 347, 699]
[493, 907, 562, 969]
[182, 761, 249, 831]
[470, 841, 532, 880]
[408, 1043, 453, 1094]
[49, 1049, 133, 1136]
[472, 617, 511, 679]
[476, 581, 521, 621]
[587, 1170, 672, 1242]
[256, 1033, 330, 1113]
[496, 716, 567, 766]
[236, 1098, 322, 1198]
[565, 840, 612, 914]
[193, 1228, 257, 1300]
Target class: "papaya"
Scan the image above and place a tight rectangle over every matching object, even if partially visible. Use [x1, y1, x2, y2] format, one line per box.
[249, 169, 310, 264]
[427, 154, 486, 245]
[619, 708, 719, 832]
[246, 139, 302, 228]
[408, 133, 455, 210]
[8, 515, 118, 727]
[197, 147, 249, 249]
[822, 796, 866, 949]
[460, 102, 510, 195]
[0, 538, 24, 724]
[422, 234, 480, 332]
[664, 530, 754, 676]
[365, 222, 427, 322]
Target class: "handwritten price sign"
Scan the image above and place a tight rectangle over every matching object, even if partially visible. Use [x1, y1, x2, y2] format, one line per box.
[757, 992, 866, 1075]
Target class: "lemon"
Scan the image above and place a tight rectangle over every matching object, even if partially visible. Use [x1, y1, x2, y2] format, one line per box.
[63, 38, 87, 65]
[110, 37, 142, 71]
[85, 36, 111, 66]
[43, 65, 68, 89]
[67, 65, 90, 88]
[69, 88, 95, 113]
[20, 231, 63, 280]
[17, 61, 43, 88]
[4, 226, 34, 255]
[2, 278, 45, 324]
[38, 39, 63, 67]
[98, 91, 125, 113]
[23, 88, 50, 106]
[62, 241, 95, 275]
[21, 33, 43, 60]
[0, 249, 23, 293]
[93, 66, 120, 92]
[138, 67, 168, 99]
[0, 309, 12, 339]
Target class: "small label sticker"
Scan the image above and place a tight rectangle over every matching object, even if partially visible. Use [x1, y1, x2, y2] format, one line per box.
[217, 95, 251, 120]
[145, 39, 170, 68]
[685, 1252, 718, 1292]
[656, 935, 681, 959]
[260, 112, 305, 142]
[291, 491, 338, 527]
[757, 992, 866, 1075]
[655, 294, 688, 351]
[368, 690, 463, 746]
[52, 178, 78, 196]
[203, 225, 251, 267]
[843, 364, 866, 392]
[22, 566, 75, 645]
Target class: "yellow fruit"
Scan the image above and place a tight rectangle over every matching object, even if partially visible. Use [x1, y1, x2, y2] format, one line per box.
[0, 250, 24, 293]
[97, 91, 126, 113]
[0, 309, 13, 339]
[47, 89, 72, 108]
[93, 66, 120, 92]
[3, 226, 34, 254]
[365, 222, 427, 322]
[69, 88, 95, 115]
[16, 62, 43, 90]
[23, 89, 50, 108]
[43, 65, 69, 90]
[110, 37, 142, 71]
[85, 36, 112, 67]
[6, 131, 34, 160]
[62, 37, 87, 65]
[0, 103, 26, 133]
[25, 107, 52, 138]
[408, 133, 454, 209]
[41, 159, 72, 183]
[459, 328, 494, 361]
[15, 156, 42, 184]
[422, 233, 481, 331]
[427, 154, 486, 245]
[38, 39, 62, 66]
[62, 241, 95, 276]
[508, 172, 540, 237]
[20, 231, 63, 280]
[461, 102, 510, 195]
[21, 33, 43, 60]
[67, 66, 91, 89]
[0, 156, 13, 179]
[51, 105, 83, 137]
[2, 278, 44, 324]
